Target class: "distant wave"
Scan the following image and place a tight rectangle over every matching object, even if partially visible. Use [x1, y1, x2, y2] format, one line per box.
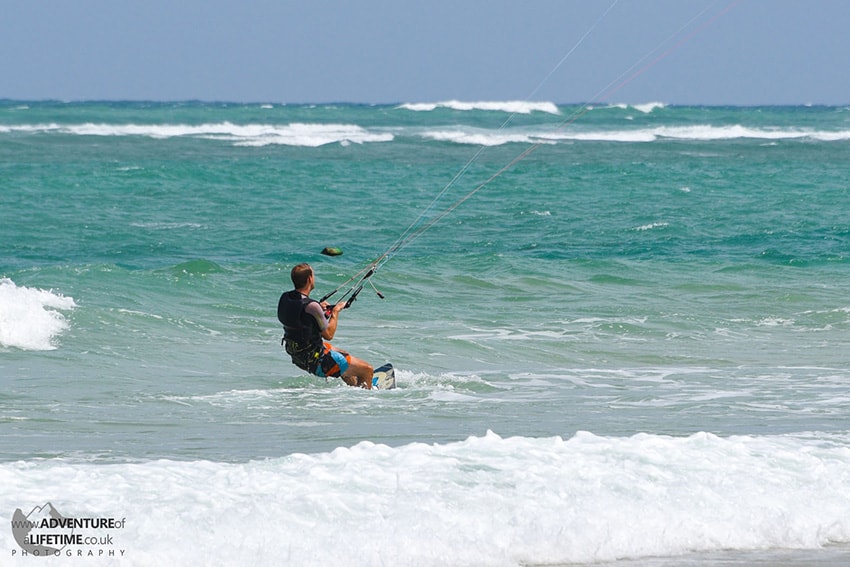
[628, 124, 850, 142]
[398, 100, 561, 115]
[0, 278, 76, 351]
[0, 122, 394, 147]
[634, 222, 669, 231]
[607, 102, 667, 113]
[3, 120, 849, 147]
[422, 127, 558, 147]
[422, 124, 850, 146]
[398, 100, 659, 115]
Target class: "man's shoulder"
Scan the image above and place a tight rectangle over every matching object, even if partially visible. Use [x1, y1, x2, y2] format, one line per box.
[303, 299, 323, 314]
[280, 290, 313, 301]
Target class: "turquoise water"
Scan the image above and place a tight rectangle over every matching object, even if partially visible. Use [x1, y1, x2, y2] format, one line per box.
[2, 101, 850, 565]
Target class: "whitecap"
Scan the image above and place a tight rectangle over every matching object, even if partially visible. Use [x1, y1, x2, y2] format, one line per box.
[399, 100, 561, 115]
[0, 278, 76, 350]
[634, 222, 669, 231]
[0, 121, 394, 147]
[2, 431, 848, 565]
[632, 101, 667, 113]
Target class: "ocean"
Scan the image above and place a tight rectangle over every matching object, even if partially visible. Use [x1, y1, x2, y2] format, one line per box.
[1, 100, 850, 566]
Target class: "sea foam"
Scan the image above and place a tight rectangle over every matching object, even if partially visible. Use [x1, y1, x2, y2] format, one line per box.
[399, 100, 561, 115]
[0, 122, 393, 147]
[2, 431, 848, 566]
[0, 278, 76, 351]
[608, 102, 667, 113]
[420, 124, 850, 146]
[6, 120, 849, 147]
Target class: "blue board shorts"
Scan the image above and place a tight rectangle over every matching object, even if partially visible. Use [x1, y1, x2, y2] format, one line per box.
[315, 342, 351, 378]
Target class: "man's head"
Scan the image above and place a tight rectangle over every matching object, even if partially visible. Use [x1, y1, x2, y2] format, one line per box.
[291, 263, 314, 292]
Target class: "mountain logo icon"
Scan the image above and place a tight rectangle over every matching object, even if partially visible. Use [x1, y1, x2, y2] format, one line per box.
[11, 502, 75, 555]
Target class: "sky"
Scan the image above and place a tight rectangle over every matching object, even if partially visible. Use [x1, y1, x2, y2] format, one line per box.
[2, 0, 849, 105]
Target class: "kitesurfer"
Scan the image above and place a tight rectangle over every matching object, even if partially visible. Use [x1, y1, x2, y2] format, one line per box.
[278, 263, 374, 388]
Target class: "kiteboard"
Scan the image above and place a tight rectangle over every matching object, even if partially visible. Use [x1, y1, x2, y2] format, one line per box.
[372, 363, 396, 390]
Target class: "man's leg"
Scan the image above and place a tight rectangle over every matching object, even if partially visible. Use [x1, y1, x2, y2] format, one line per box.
[343, 356, 374, 389]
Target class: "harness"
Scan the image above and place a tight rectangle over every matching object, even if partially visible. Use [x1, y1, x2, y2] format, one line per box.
[278, 290, 323, 374]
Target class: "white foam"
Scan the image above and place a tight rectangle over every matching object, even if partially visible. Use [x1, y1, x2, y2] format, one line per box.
[128, 221, 205, 230]
[399, 100, 561, 115]
[422, 128, 557, 147]
[420, 124, 850, 146]
[225, 122, 394, 147]
[2, 431, 848, 566]
[0, 278, 76, 350]
[428, 389, 481, 403]
[634, 222, 669, 231]
[5, 120, 850, 147]
[632, 101, 667, 113]
[0, 122, 393, 147]
[657, 124, 850, 142]
[609, 102, 667, 113]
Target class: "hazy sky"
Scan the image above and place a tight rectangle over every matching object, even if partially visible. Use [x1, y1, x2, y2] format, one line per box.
[3, 0, 848, 105]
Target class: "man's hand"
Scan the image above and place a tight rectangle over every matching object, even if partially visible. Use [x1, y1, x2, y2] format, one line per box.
[321, 301, 344, 318]
[321, 301, 346, 340]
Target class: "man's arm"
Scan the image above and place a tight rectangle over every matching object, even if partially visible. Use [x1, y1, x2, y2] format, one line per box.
[320, 302, 345, 340]
[305, 301, 342, 341]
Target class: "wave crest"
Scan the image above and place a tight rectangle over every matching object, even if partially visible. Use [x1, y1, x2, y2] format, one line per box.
[608, 101, 667, 113]
[399, 100, 561, 115]
[0, 278, 76, 350]
[422, 124, 850, 146]
[0, 122, 394, 147]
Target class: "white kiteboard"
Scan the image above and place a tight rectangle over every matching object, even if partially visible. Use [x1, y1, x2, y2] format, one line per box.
[372, 363, 396, 390]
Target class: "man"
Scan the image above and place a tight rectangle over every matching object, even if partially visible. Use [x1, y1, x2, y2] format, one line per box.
[278, 263, 374, 389]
